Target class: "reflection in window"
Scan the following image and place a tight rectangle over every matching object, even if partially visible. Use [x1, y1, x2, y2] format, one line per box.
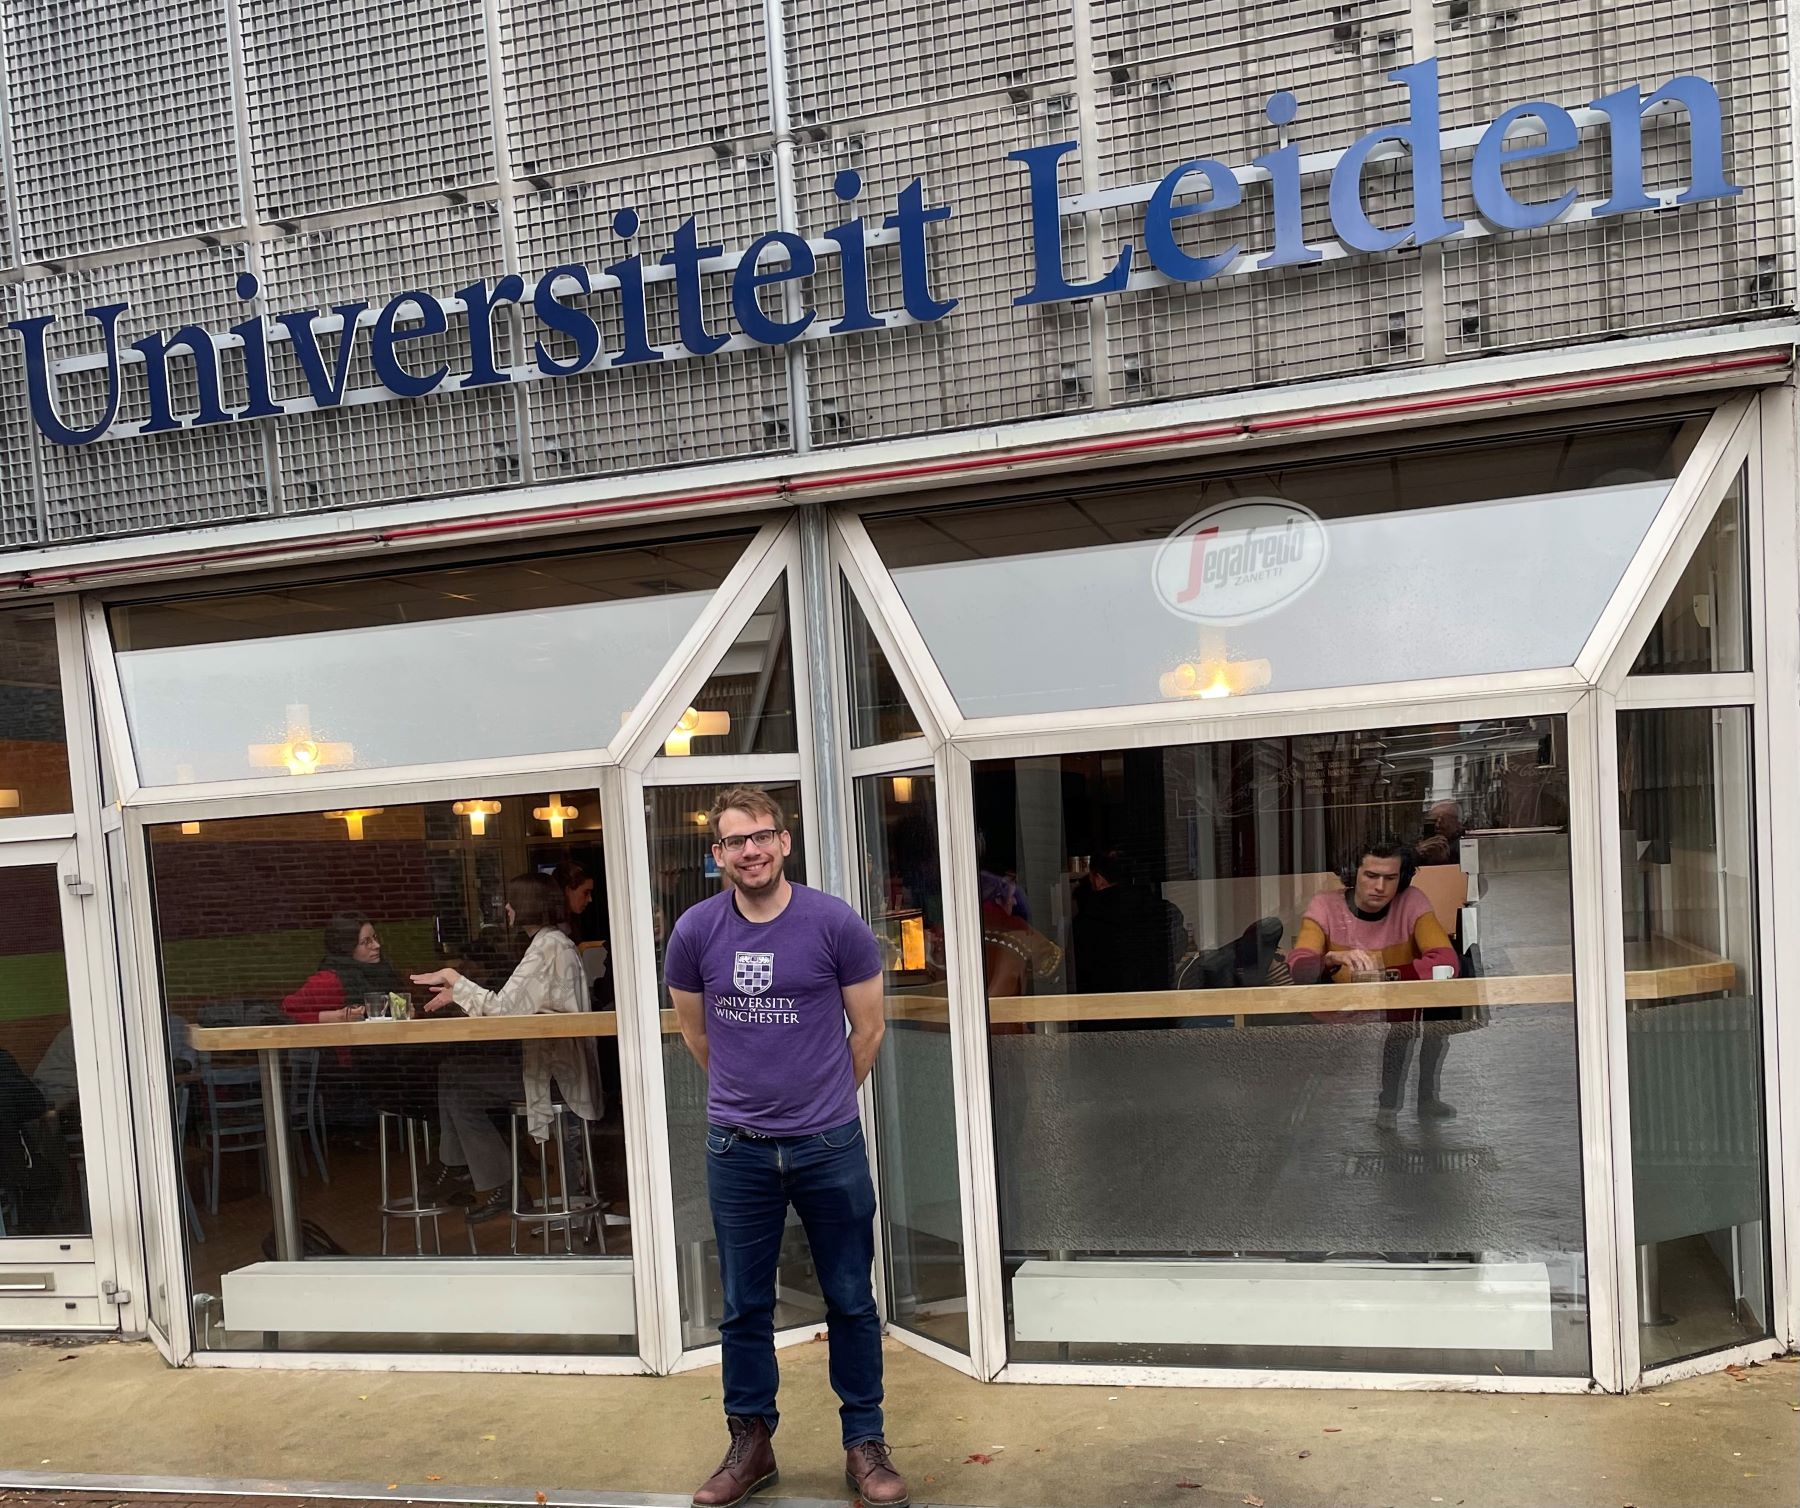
[1618, 706, 1769, 1366]
[658, 580, 798, 758]
[1630, 468, 1750, 675]
[844, 582, 922, 748]
[866, 419, 1704, 716]
[971, 719, 1589, 1375]
[0, 865, 85, 1237]
[855, 770, 967, 1352]
[145, 792, 633, 1355]
[0, 607, 71, 816]
[644, 783, 828, 1348]
[111, 533, 754, 784]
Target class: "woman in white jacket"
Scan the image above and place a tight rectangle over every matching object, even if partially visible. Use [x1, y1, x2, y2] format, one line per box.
[414, 872, 601, 1224]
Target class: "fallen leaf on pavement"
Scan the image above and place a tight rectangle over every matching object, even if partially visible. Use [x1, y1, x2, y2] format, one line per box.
[1174, 1481, 1201, 1490]
[1323, 1426, 1343, 1433]
[924, 1477, 935, 1486]
[425, 1476, 443, 1483]
[1656, 1402, 1672, 1408]
[814, 1331, 828, 1342]
[1243, 1496, 1265, 1508]
[1297, 1450, 1311, 1459]
[1725, 1364, 1749, 1380]
[966, 1453, 994, 1465]
[386, 1486, 398, 1493]
[536, 1493, 548, 1505]
[481, 1434, 497, 1441]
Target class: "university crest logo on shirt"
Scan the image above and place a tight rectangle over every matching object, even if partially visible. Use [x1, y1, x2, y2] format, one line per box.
[733, 950, 775, 996]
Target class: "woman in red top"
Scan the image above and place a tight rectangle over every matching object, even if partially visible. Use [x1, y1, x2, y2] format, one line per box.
[283, 913, 398, 1025]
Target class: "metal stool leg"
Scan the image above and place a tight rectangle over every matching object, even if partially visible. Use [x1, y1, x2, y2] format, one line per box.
[554, 1111, 574, 1255]
[405, 1120, 427, 1256]
[582, 1117, 604, 1254]
[508, 1111, 523, 1256]
[378, 1112, 393, 1257]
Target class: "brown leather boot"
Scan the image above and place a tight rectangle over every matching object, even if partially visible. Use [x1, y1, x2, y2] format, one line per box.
[691, 1415, 778, 1508]
[846, 1437, 909, 1507]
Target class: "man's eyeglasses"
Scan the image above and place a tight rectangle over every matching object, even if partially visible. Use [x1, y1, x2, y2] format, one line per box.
[715, 828, 783, 854]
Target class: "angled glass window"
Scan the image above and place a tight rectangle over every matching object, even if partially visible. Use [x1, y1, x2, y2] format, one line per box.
[1630, 467, 1750, 675]
[0, 606, 71, 816]
[655, 580, 797, 760]
[863, 420, 1705, 718]
[844, 578, 923, 748]
[109, 533, 754, 785]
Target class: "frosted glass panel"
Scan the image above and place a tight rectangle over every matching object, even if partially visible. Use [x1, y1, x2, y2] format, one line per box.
[111, 536, 751, 784]
[868, 421, 1700, 717]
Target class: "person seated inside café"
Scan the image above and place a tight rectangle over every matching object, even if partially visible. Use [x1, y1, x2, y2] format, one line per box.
[282, 913, 405, 1027]
[412, 873, 603, 1225]
[1289, 837, 1461, 1129]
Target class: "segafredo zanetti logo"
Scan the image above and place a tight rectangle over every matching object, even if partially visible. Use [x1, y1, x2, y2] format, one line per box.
[1152, 498, 1329, 624]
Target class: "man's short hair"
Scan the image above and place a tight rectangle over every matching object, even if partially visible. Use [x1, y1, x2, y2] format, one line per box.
[708, 785, 786, 841]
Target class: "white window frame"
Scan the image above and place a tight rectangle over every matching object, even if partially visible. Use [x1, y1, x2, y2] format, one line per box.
[837, 388, 1792, 1394]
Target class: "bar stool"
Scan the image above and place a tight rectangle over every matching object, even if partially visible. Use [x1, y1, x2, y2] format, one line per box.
[378, 1110, 475, 1255]
[507, 1101, 605, 1255]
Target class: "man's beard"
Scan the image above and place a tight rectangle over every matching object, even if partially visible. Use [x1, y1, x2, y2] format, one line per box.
[728, 854, 784, 894]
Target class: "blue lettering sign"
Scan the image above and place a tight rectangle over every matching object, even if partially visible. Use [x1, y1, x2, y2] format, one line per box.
[5, 61, 1740, 446]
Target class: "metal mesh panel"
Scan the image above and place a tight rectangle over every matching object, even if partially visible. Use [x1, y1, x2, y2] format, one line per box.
[239, 0, 494, 222]
[274, 385, 521, 512]
[1092, 0, 1412, 79]
[1095, 25, 1426, 404]
[0, 287, 39, 545]
[259, 202, 520, 510]
[515, 158, 789, 477]
[13, 246, 256, 460]
[30, 250, 268, 539]
[501, 0, 769, 178]
[785, 0, 1073, 126]
[797, 100, 1091, 446]
[1438, 0, 1793, 354]
[2, 0, 240, 261]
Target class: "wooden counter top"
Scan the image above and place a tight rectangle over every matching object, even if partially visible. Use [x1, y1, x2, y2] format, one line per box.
[189, 954, 1734, 1049]
[189, 1010, 681, 1051]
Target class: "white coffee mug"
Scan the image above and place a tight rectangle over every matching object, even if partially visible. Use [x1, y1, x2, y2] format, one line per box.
[1431, 964, 1454, 981]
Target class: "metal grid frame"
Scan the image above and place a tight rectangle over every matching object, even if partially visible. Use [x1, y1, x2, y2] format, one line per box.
[236, 0, 495, 222]
[499, 0, 770, 179]
[796, 99, 1093, 446]
[0, 0, 1783, 548]
[1437, 0, 1794, 357]
[0, 0, 240, 262]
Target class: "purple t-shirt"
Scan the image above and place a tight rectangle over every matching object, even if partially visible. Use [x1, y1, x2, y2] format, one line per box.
[665, 882, 883, 1137]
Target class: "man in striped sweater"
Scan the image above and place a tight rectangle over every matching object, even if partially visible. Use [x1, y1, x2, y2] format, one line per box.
[1290, 837, 1461, 1129]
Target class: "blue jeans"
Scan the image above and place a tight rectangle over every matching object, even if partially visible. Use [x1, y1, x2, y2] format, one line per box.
[705, 1117, 883, 1448]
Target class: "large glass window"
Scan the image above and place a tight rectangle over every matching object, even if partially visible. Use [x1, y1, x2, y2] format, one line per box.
[845, 583, 922, 747]
[646, 782, 828, 1348]
[856, 770, 967, 1352]
[0, 607, 71, 817]
[865, 420, 1703, 716]
[655, 581, 798, 760]
[971, 717, 1588, 1375]
[147, 791, 634, 1355]
[1630, 468, 1750, 675]
[112, 534, 753, 785]
[0, 863, 87, 1238]
[1617, 706, 1769, 1366]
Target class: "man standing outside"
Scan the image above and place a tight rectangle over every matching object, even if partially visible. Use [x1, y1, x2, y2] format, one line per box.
[667, 786, 907, 1508]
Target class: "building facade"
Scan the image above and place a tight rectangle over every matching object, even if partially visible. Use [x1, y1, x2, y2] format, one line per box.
[0, 0, 1792, 1396]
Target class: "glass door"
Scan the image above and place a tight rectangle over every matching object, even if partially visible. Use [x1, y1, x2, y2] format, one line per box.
[0, 838, 118, 1330]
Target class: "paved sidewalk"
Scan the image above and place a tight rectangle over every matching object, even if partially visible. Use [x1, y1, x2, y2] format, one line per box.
[0, 1338, 1795, 1508]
